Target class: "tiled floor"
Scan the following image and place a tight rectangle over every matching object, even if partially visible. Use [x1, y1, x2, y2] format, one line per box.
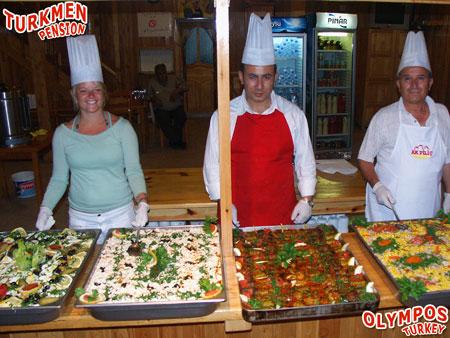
[0, 116, 365, 232]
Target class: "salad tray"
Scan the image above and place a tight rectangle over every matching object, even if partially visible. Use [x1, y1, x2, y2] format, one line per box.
[76, 224, 225, 321]
[0, 228, 99, 325]
[351, 217, 450, 307]
[233, 224, 379, 323]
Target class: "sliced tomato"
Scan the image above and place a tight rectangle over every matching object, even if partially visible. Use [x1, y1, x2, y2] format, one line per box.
[49, 244, 62, 250]
[209, 223, 218, 234]
[241, 288, 253, 298]
[204, 288, 222, 299]
[23, 283, 39, 291]
[377, 239, 392, 247]
[372, 224, 399, 233]
[0, 284, 7, 298]
[341, 251, 351, 259]
[405, 255, 422, 264]
[239, 279, 250, 289]
[411, 236, 425, 245]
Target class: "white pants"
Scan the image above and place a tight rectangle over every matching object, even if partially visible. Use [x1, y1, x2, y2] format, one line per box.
[69, 202, 135, 244]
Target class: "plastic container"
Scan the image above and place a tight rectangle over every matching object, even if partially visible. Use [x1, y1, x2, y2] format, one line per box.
[11, 171, 35, 198]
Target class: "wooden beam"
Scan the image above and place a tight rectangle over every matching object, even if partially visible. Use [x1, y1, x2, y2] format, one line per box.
[28, 34, 50, 130]
[325, 0, 450, 3]
[216, 0, 232, 256]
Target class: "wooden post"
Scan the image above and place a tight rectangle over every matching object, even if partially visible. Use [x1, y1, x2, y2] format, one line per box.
[216, 0, 250, 332]
[28, 35, 51, 130]
[216, 0, 232, 255]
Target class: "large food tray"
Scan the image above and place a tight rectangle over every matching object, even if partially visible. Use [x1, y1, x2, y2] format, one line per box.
[0, 228, 99, 325]
[76, 225, 225, 321]
[351, 218, 450, 307]
[234, 224, 379, 323]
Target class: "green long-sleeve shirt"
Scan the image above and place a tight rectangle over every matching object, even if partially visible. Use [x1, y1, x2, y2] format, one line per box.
[42, 117, 147, 213]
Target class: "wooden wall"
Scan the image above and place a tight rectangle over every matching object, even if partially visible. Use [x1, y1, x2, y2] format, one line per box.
[1, 1, 450, 130]
[418, 4, 450, 105]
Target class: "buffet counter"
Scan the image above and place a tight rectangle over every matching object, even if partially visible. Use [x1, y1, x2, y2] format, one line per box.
[0, 234, 404, 337]
[146, 168, 366, 221]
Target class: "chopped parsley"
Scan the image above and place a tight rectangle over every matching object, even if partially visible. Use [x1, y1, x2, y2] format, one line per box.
[396, 277, 427, 302]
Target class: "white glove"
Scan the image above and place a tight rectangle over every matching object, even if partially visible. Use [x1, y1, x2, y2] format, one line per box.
[373, 182, 396, 209]
[291, 200, 312, 224]
[444, 193, 450, 213]
[232, 204, 240, 227]
[35, 206, 55, 231]
[132, 201, 149, 227]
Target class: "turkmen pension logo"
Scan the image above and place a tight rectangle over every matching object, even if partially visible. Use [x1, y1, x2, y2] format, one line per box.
[3, 2, 87, 41]
[411, 144, 432, 159]
[362, 305, 448, 336]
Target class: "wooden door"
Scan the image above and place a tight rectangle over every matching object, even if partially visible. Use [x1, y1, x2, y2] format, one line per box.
[360, 29, 406, 129]
[186, 63, 215, 114]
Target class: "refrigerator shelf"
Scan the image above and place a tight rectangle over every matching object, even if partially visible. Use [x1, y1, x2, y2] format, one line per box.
[317, 68, 349, 71]
[317, 86, 349, 90]
[317, 50, 348, 53]
[275, 85, 303, 88]
[317, 113, 349, 117]
[317, 133, 349, 138]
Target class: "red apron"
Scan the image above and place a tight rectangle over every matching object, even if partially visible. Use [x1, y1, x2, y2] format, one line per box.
[231, 109, 297, 227]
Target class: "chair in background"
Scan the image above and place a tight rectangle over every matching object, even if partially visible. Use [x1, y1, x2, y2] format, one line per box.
[108, 90, 148, 152]
[148, 101, 188, 148]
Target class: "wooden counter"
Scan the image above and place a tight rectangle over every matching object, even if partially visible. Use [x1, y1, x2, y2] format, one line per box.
[0, 233, 405, 337]
[146, 168, 366, 221]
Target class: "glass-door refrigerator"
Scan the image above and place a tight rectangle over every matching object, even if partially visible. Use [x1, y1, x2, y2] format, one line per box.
[272, 17, 307, 112]
[306, 12, 357, 159]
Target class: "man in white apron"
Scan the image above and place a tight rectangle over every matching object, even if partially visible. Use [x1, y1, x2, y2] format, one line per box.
[358, 31, 450, 222]
[203, 13, 316, 227]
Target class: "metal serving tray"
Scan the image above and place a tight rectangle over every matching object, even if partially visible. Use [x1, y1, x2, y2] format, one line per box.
[236, 224, 380, 323]
[76, 225, 226, 321]
[0, 229, 100, 325]
[350, 219, 450, 307]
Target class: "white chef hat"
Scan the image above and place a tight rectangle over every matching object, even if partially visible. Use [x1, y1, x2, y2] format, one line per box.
[67, 35, 104, 86]
[397, 31, 431, 75]
[242, 13, 275, 66]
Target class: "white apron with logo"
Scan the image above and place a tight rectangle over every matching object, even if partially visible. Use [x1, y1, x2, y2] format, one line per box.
[366, 109, 445, 222]
[69, 202, 135, 243]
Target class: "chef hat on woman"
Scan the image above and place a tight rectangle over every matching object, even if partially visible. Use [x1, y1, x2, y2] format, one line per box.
[67, 35, 104, 86]
[397, 31, 431, 75]
[242, 13, 275, 66]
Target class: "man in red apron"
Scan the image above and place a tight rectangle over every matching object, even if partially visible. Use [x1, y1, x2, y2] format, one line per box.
[358, 31, 450, 222]
[203, 13, 316, 227]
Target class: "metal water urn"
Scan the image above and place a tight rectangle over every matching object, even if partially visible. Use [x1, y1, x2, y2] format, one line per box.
[0, 84, 32, 147]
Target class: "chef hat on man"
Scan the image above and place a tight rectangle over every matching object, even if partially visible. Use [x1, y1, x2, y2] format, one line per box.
[67, 35, 103, 87]
[397, 31, 431, 75]
[242, 13, 275, 66]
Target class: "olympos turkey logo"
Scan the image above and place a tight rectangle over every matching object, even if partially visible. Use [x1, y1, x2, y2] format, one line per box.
[362, 305, 448, 336]
[411, 145, 432, 159]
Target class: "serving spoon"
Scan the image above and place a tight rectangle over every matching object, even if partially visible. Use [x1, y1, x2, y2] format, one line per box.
[127, 227, 142, 256]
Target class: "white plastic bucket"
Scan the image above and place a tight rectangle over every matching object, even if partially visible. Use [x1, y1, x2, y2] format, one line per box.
[11, 171, 36, 198]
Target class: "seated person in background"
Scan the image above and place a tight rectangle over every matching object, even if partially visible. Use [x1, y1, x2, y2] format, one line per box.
[148, 64, 188, 149]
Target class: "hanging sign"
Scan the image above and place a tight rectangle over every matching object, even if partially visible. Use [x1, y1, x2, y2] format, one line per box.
[316, 12, 357, 30]
[137, 12, 172, 37]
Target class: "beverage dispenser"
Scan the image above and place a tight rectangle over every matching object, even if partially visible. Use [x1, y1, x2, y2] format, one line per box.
[0, 84, 32, 147]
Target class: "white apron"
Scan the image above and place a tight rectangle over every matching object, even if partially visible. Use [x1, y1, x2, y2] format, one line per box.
[69, 202, 135, 243]
[366, 109, 445, 222]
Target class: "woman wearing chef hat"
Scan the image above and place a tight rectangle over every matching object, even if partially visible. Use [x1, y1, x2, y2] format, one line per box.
[203, 13, 316, 227]
[35, 35, 149, 242]
[358, 31, 450, 222]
